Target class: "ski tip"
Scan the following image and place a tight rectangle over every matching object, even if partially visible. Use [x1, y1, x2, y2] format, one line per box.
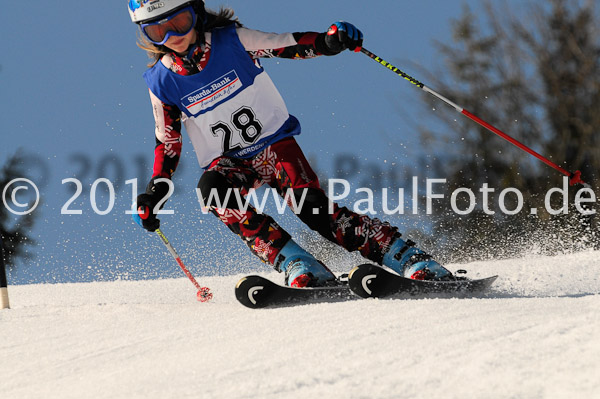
[348, 263, 380, 280]
[235, 275, 274, 309]
[235, 276, 249, 289]
[348, 263, 387, 299]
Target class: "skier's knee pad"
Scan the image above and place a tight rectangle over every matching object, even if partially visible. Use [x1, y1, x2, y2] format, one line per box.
[293, 188, 335, 240]
[197, 171, 239, 209]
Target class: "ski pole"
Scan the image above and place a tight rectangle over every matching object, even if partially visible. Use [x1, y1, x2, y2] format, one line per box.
[155, 228, 213, 302]
[0, 236, 10, 310]
[360, 47, 589, 188]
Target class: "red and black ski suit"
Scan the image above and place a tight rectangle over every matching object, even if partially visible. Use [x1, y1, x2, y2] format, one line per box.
[147, 26, 399, 269]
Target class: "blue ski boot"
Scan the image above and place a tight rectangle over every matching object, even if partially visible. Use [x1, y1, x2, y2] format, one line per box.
[274, 240, 336, 288]
[382, 237, 454, 281]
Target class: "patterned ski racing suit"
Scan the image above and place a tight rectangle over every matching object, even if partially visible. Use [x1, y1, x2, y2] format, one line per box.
[146, 26, 400, 269]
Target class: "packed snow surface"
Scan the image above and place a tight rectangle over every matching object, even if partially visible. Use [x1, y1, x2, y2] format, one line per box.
[2, 251, 600, 399]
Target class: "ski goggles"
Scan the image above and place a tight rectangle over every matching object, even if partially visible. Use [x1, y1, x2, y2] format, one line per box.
[140, 5, 197, 46]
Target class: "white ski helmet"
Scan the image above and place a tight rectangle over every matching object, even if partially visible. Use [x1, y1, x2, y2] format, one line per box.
[128, 0, 205, 24]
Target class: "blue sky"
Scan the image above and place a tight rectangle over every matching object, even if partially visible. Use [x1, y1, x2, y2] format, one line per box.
[1, 0, 526, 284]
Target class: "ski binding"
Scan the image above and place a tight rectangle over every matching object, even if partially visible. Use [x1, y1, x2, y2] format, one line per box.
[235, 275, 353, 309]
[348, 263, 497, 299]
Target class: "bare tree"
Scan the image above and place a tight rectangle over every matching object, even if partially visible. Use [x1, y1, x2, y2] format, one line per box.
[0, 152, 37, 270]
[417, 0, 600, 261]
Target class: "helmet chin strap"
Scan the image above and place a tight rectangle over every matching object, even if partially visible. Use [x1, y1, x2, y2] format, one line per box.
[173, 22, 204, 60]
[185, 3, 207, 59]
[184, 43, 199, 60]
[186, 18, 209, 59]
[173, 3, 207, 61]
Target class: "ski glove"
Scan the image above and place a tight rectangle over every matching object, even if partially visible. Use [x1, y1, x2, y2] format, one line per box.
[132, 177, 171, 232]
[325, 21, 363, 53]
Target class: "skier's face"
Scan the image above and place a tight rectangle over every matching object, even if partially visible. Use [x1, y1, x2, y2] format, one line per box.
[164, 28, 197, 54]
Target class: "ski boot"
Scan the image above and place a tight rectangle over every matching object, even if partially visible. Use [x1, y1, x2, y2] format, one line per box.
[274, 239, 336, 288]
[382, 237, 454, 281]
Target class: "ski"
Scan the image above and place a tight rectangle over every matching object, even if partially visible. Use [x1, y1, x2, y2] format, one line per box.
[348, 263, 498, 299]
[235, 275, 353, 309]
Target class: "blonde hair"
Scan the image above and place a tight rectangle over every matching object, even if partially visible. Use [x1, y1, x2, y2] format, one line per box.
[137, 7, 242, 67]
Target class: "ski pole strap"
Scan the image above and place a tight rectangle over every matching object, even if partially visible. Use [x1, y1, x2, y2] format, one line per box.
[360, 47, 588, 187]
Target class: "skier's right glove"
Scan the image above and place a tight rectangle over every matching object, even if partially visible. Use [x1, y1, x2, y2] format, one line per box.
[133, 178, 171, 232]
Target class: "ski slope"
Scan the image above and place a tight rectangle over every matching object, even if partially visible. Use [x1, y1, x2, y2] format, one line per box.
[2, 251, 599, 399]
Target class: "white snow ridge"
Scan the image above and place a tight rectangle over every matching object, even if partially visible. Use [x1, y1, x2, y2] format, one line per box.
[1, 251, 600, 399]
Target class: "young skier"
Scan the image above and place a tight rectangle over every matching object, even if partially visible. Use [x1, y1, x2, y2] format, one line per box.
[129, 0, 455, 287]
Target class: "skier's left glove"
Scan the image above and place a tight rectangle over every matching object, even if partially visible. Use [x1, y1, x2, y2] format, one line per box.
[325, 21, 363, 54]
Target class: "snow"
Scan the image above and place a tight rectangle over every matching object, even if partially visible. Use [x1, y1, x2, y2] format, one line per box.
[2, 251, 600, 399]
